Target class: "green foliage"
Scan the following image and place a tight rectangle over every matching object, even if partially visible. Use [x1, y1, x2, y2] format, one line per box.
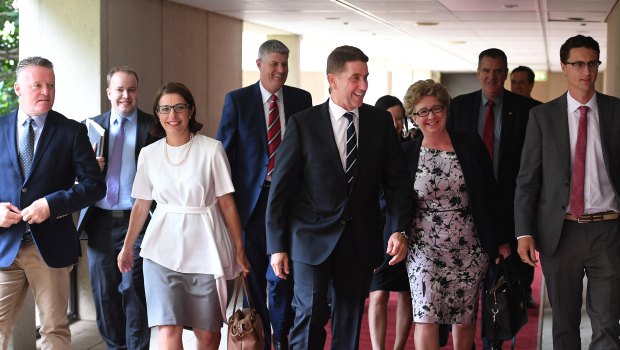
[0, 0, 18, 115]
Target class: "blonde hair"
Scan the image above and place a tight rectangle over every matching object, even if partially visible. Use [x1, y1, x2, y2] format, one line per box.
[403, 79, 451, 116]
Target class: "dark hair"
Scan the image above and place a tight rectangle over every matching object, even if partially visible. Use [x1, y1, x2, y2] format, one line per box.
[149, 82, 203, 137]
[16, 56, 54, 80]
[511, 66, 535, 84]
[107, 66, 139, 86]
[560, 35, 600, 64]
[478, 48, 508, 71]
[375, 95, 404, 112]
[326, 45, 369, 75]
[258, 39, 289, 60]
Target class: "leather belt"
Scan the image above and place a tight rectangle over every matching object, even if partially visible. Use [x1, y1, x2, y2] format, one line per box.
[22, 231, 33, 243]
[565, 211, 620, 224]
[94, 207, 132, 219]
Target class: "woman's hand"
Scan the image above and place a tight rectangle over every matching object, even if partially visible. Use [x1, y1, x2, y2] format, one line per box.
[495, 243, 511, 264]
[117, 246, 134, 273]
[236, 250, 251, 277]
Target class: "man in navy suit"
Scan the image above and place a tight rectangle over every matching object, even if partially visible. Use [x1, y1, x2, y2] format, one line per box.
[266, 45, 411, 350]
[78, 66, 158, 350]
[0, 56, 105, 349]
[216, 39, 312, 350]
[447, 48, 539, 348]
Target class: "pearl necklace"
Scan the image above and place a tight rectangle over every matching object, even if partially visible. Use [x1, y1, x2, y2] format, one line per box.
[164, 133, 194, 166]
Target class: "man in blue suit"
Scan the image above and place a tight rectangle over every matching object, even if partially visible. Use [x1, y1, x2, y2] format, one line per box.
[78, 66, 158, 350]
[216, 39, 312, 350]
[0, 56, 105, 349]
[266, 45, 411, 350]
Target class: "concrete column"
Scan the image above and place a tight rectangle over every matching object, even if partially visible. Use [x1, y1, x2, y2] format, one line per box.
[268, 34, 302, 88]
[605, 3, 620, 97]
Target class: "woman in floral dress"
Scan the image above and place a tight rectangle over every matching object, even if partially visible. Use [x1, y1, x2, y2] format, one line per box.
[402, 79, 511, 349]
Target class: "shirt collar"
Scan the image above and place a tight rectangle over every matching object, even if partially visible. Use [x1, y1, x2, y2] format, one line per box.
[258, 82, 283, 104]
[17, 107, 47, 129]
[111, 109, 137, 125]
[328, 98, 359, 120]
[482, 89, 504, 106]
[567, 92, 597, 114]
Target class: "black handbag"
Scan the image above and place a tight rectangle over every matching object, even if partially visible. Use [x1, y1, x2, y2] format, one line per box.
[483, 256, 528, 348]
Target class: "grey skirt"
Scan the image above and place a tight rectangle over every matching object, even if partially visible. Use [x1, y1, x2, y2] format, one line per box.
[143, 258, 234, 331]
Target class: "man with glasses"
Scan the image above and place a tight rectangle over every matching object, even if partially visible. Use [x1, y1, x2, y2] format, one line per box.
[217, 39, 312, 350]
[447, 48, 539, 349]
[78, 66, 158, 350]
[515, 35, 620, 349]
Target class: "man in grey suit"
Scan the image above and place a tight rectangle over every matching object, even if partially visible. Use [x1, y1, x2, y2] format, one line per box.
[515, 35, 620, 349]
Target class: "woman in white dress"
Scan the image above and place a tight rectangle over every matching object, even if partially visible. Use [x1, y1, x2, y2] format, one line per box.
[118, 82, 250, 350]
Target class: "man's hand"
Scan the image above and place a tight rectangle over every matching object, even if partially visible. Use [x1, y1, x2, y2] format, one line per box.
[270, 252, 290, 280]
[0, 202, 22, 228]
[21, 198, 50, 224]
[517, 236, 538, 267]
[386, 231, 408, 265]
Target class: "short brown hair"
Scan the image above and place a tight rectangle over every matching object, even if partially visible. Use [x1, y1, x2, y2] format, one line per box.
[326, 45, 368, 75]
[403, 79, 451, 116]
[107, 66, 139, 87]
[149, 82, 203, 137]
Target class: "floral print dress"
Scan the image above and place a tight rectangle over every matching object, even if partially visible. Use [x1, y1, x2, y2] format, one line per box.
[406, 146, 489, 324]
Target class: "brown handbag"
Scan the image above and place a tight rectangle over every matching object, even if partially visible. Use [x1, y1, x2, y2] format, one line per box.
[227, 273, 265, 350]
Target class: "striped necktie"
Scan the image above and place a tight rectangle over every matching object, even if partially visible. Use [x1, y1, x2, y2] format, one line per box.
[267, 94, 281, 178]
[344, 112, 357, 189]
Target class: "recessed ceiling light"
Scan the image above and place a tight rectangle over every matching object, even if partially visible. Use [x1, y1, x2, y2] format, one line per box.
[416, 22, 438, 26]
[568, 17, 584, 21]
[326, 17, 340, 20]
[503, 4, 518, 9]
[449, 40, 466, 44]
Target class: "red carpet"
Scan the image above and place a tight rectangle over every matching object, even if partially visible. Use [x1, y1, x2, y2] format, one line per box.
[325, 259, 543, 349]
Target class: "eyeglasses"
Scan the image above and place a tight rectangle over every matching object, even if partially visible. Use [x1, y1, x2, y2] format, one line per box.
[413, 105, 445, 118]
[564, 60, 602, 70]
[156, 103, 191, 114]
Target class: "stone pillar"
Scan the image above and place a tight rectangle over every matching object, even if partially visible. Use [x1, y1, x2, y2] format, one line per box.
[605, 3, 620, 97]
[268, 34, 302, 87]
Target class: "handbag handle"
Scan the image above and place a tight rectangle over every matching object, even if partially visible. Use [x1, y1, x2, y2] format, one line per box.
[231, 273, 255, 311]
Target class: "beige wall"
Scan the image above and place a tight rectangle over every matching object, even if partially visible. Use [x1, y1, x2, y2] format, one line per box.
[605, 2, 620, 98]
[528, 72, 605, 103]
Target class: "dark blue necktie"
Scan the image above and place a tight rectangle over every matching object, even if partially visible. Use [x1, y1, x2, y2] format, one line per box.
[19, 118, 35, 177]
[344, 112, 357, 189]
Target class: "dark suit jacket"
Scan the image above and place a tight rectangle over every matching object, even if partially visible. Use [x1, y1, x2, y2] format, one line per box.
[448, 89, 540, 236]
[405, 130, 509, 260]
[216, 82, 312, 227]
[0, 109, 106, 268]
[77, 109, 158, 235]
[514, 92, 620, 255]
[265, 101, 411, 267]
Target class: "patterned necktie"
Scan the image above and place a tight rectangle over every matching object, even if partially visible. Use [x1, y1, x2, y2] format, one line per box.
[344, 112, 358, 189]
[19, 118, 35, 177]
[267, 94, 281, 178]
[482, 99, 495, 158]
[106, 117, 126, 206]
[569, 105, 589, 217]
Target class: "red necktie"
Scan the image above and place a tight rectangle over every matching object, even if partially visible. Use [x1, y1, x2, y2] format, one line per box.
[482, 99, 495, 158]
[267, 95, 281, 178]
[569, 105, 589, 217]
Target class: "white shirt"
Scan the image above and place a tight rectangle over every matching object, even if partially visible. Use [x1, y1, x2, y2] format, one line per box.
[328, 98, 359, 170]
[566, 93, 619, 214]
[259, 83, 286, 136]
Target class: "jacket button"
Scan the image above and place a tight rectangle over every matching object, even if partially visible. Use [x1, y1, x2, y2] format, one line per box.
[22, 188, 27, 193]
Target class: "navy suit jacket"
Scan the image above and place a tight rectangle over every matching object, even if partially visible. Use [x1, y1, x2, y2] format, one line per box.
[0, 109, 106, 268]
[77, 109, 159, 235]
[448, 89, 540, 236]
[216, 81, 312, 227]
[404, 130, 509, 260]
[265, 101, 411, 267]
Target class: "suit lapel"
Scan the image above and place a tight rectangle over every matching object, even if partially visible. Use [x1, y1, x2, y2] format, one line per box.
[2, 111, 22, 179]
[596, 93, 616, 182]
[318, 101, 346, 180]
[28, 110, 59, 182]
[498, 90, 514, 167]
[135, 110, 150, 161]
[353, 105, 372, 188]
[99, 111, 111, 159]
[251, 82, 269, 154]
[552, 94, 571, 175]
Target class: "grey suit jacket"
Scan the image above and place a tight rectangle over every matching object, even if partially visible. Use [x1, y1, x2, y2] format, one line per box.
[514, 92, 620, 255]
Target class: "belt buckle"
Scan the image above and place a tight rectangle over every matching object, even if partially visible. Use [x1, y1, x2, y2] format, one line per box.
[111, 210, 125, 219]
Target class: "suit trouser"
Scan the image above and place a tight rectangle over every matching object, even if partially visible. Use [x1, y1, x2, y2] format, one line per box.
[0, 240, 71, 350]
[86, 212, 149, 350]
[245, 186, 294, 349]
[541, 219, 620, 350]
[289, 225, 374, 350]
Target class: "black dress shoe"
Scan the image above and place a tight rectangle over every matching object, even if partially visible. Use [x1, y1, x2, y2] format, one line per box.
[525, 293, 536, 308]
[273, 338, 288, 350]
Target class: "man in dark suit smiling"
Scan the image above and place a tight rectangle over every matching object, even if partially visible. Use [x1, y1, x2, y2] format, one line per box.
[266, 45, 411, 350]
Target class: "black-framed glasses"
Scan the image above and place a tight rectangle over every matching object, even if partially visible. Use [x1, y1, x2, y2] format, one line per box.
[565, 60, 601, 70]
[156, 103, 191, 114]
[413, 105, 445, 118]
